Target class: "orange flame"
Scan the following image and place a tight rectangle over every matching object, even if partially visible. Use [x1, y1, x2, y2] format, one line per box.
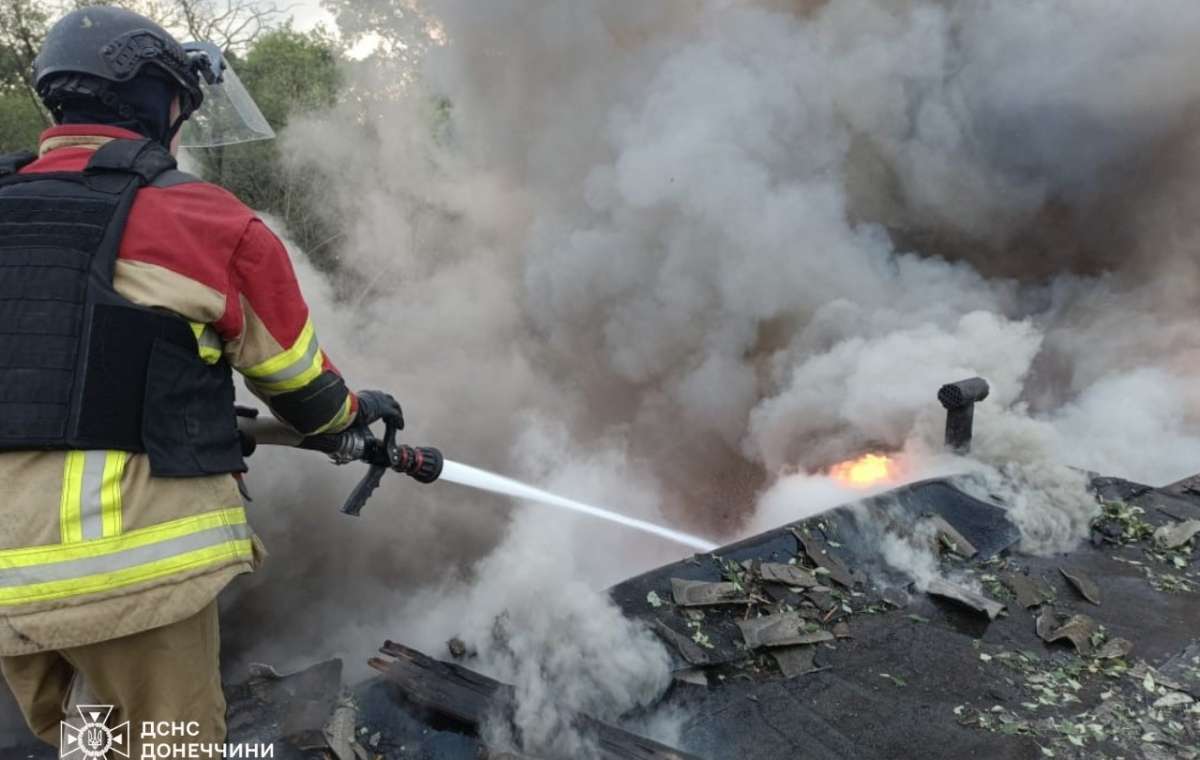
[829, 453, 899, 488]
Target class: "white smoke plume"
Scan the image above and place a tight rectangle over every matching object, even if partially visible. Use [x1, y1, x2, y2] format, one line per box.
[223, 0, 1200, 754]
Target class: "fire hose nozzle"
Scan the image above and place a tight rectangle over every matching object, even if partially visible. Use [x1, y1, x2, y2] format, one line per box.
[395, 445, 443, 484]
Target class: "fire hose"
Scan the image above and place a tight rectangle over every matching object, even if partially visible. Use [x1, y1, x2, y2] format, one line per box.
[235, 407, 443, 516]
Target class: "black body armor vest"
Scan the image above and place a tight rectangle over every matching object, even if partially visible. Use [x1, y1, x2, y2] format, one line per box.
[0, 138, 245, 477]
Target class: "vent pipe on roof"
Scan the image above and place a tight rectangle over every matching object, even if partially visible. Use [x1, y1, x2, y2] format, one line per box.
[938, 377, 990, 454]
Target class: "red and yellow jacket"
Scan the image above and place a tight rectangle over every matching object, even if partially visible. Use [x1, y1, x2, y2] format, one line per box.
[0, 125, 355, 654]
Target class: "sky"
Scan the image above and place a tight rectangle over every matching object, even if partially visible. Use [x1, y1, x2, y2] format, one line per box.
[286, 0, 331, 31]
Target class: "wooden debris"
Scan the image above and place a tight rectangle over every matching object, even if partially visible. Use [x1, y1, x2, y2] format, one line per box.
[1154, 519, 1200, 550]
[670, 578, 748, 607]
[323, 698, 366, 760]
[1001, 573, 1054, 609]
[759, 563, 818, 588]
[737, 613, 835, 649]
[1060, 567, 1101, 605]
[370, 641, 700, 760]
[793, 530, 855, 589]
[925, 577, 1005, 620]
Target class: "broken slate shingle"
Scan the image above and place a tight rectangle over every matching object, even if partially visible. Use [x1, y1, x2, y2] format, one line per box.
[1060, 567, 1101, 605]
[672, 668, 709, 687]
[670, 578, 749, 607]
[772, 645, 822, 678]
[793, 530, 855, 589]
[651, 620, 713, 666]
[762, 584, 806, 607]
[1093, 637, 1134, 660]
[805, 589, 836, 613]
[881, 587, 910, 609]
[1154, 519, 1200, 550]
[737, 612, 835, 649]
[1036, 608, 1098, 655]
[1157, 642, 1200, 698]
[925, 577, 1005, 620]
[922, 514, 978, 558]
[1000, 573, 1054, 609]
[759, 562, 818, 588]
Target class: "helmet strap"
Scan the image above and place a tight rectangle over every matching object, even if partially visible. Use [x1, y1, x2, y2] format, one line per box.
[166, 112, 188, 146]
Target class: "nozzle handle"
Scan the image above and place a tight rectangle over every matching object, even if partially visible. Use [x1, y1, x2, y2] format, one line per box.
[340, 418, 400, 516]
[342, 463, 386, 517]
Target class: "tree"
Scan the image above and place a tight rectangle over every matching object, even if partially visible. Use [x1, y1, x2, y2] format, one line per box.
[61, 0, 288, 53]
[0, 0, 48, 89]
[0, 1, 344, 269]
[0, 0, 52, 148]
[320, 0, 438, 81]
[190, 26, 345, 263]
[0, 89, 45, 152]
[172, 0, 289, 53]
[0, 0, 291, 152]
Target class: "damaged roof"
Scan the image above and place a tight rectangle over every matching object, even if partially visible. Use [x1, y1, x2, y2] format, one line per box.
[604, 475, 1200, 760]
[3, 474, 1197, 759]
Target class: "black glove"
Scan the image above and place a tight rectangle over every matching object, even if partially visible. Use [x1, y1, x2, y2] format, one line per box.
[355, 390, 404, 429]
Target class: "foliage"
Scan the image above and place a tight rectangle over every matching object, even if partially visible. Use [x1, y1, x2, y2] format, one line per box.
[188, 26, 345, 262]
[0, 2, 344, 263]
[0, 88, 46, 152]
[63, 0, 288, 53]
[236, 25, 342, 123]
[320, 0, 437, 68]
[0, 0, 48, 90]
[0, 0, 51, 152]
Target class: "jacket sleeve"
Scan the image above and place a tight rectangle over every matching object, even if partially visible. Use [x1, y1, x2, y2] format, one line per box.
[216, 219, 358, 435]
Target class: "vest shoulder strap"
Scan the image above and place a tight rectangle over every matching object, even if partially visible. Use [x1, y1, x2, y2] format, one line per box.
[151, 169, 203, 189]
[84, 138, 177, 184]
[0, 151, 36, 178]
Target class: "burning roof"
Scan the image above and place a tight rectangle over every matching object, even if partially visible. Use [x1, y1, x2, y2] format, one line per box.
[4, 468, 1195, 758]
[4, 376, 1196, 759]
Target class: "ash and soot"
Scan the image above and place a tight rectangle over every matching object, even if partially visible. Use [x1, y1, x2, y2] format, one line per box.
[225, 1, 1200, 757]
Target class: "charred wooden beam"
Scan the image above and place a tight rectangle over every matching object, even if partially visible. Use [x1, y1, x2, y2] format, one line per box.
[371, 640, 699, 760]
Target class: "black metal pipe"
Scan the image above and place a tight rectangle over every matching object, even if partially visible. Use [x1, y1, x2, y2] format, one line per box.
[938, 377, 989, 453]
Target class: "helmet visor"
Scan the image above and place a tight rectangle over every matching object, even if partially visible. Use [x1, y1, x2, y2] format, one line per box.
[178, 43, 275, 148]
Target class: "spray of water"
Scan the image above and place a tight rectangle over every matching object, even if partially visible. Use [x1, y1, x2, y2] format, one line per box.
[439, 459, 719, 552]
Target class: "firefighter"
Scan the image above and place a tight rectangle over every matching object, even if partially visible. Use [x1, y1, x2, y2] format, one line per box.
[0, 6, 401, 750]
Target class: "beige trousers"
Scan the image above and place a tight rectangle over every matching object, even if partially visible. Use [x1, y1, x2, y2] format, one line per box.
[0, 601, 225, 753]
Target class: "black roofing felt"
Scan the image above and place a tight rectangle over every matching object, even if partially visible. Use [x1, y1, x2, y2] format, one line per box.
[2, 476, 1196, 759]
[342, 474, 1199, 759]
[608, 476, 1200, 760]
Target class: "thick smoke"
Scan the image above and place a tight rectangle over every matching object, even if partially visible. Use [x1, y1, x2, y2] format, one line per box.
[223, 0, 1200, 754]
